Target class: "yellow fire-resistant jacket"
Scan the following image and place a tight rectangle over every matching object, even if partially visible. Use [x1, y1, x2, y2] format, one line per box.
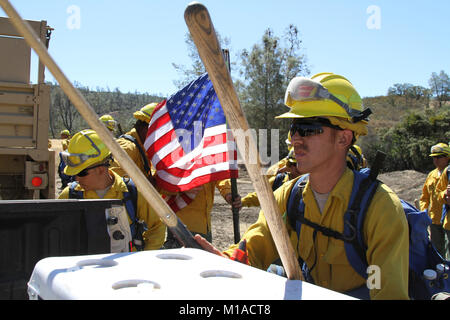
[224, 168, 410, 300]
[110, 128, 155, 178]
[435, 166, 449, 230]
[61, 138, 70, 151]
[265, 158, 288, 177]
[420, 168, 446, 225]
[58, 170, 166, 250]
[241, 173, 291, 207]
[161, 180, 232, 236]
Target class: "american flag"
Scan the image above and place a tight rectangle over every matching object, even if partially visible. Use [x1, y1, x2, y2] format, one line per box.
[144, 73, 238, 193]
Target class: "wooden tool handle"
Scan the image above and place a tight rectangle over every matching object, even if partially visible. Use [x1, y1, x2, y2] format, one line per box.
[185, 2, 303, 280]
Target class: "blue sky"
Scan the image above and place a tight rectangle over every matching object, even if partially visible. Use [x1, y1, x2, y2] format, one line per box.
[1, 0, 449, 98]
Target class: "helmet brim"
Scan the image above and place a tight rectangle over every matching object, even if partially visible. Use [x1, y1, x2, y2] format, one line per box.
[133, 111, 151, 123]
[429, 153, 447, 157]
[64, 164, 82, 176]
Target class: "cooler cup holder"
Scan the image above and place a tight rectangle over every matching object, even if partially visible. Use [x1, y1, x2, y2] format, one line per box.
[112, 279, 161, 291]
[156, 253, 192, 260]
[200, 270, 242, 279]
[67, 259, 118, 271]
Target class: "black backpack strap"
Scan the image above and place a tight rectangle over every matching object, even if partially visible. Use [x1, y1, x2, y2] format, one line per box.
[286, 174, 316, 282]
[272, 172, 287, 191]
[68, 181, 83, 199]
[122, 177, 138, 219]
[286, 175, 308, 237]
[119, 134, 151, 175]
[122, 177, 147, 251]
[343, 151, 386, 279]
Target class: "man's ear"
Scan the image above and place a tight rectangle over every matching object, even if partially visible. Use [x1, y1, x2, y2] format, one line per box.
[337, 129, 354, 149]
[97, 165, 109, 175]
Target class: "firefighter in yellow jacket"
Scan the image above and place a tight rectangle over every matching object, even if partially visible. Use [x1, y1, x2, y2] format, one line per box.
[60, 129, 71, 151]
[195, 72, 410, 300]
[420, 143, 450, 257]
[242, 149, 301, 207]
[99, 114, 117, 133]
[58, 129, 166, 252]
[436, 167, 450, 260]
[266, 131, 292, 177]
[433, 144, 450, 259]
[162, 179, 241, 246]
[110, 103, 158, 180]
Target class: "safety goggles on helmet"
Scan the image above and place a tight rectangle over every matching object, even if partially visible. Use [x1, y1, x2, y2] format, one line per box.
[286, 77, 371, 123]
[104, 119, 117, 130]
[60, 133, 102, 167]
[289, 117, 343, 138]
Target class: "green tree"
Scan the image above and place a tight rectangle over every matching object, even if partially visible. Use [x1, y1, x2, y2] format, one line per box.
[50, 85, 79, 134]
[429, 70, 449, 108]
[366, 108, 450, 172]
[238, 25, 309, 159]
[48, 83, 163, 138]
[387, 83, 431, 108]
[172, 32, 231, 89]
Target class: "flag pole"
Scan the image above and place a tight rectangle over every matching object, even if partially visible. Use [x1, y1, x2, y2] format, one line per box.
[222, 49, 240, 244]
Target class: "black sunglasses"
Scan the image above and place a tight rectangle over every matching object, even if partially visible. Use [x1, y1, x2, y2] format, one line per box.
[75, 163, 108, 177]
[289, 118, 342, 137]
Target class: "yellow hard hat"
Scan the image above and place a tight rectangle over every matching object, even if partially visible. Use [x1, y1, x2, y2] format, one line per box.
[346, 145, 366, 170]
[99, 114, 117, 131]
[133, 103, 158, 123]
[277, 73, 371, 137]
[277, 72, 371, 122]
[60, 129, 70, 137]
[429, 143, 449, 157]
[62, 129, 111, 176]
[285, 131, 292, 150]
[286, 148, 297, 164]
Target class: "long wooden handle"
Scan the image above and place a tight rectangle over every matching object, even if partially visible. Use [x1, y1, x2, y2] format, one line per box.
[185, 2, 303, 280]
[0, 0, 201, 249]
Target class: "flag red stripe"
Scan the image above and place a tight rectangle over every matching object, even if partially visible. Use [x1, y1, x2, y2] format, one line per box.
[163, 151, 235, 178]
[155, 170, 238, 192]
[180, 193, 194, 204]
[147, 111, 171, 135]
[146, 132, 174, 159]
[152, 132, 229, 172]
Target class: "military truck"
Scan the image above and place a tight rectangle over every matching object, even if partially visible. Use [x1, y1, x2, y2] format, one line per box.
[0, 16, 117, 301]
[0, 17, 55, 200]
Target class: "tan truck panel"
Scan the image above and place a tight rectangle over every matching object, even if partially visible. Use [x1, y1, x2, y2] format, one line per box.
[0, 37, 31, 83]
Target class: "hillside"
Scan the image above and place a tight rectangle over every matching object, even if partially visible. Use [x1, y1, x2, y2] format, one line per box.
[362, 95, 430, 134]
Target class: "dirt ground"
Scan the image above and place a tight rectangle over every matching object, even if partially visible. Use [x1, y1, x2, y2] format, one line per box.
[210, 168, 261, 251]
[51, 139, 428, 252]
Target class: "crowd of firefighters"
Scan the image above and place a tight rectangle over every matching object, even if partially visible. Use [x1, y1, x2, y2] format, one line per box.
[50, 72, 450, 300]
